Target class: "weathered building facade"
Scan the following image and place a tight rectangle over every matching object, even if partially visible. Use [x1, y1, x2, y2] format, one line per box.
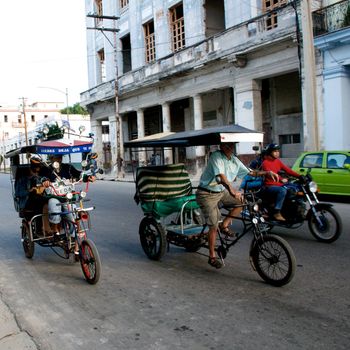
[313, 0, 350, 150]
[81, 0, 323, 175]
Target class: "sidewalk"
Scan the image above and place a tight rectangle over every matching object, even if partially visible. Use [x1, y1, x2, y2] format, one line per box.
[98, 172, 202, 186]
[97, 172, 135, 182]
[0, 297, 38, 349]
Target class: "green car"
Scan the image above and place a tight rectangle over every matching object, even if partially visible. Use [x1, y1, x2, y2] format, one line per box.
[292, 151, 350, 196]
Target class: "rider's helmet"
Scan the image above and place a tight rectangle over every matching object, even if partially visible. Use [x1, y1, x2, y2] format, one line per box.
[29, 155, 42, 173]
[30, 155, 41, 166]
[264, 143, 280, 156]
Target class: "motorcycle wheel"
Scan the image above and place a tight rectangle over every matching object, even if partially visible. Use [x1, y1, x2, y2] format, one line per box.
[139, 217, 166, 261]
[79, 239, 101, 284]
[250, 234, 296, 287]
[308, 207, 342, 243]
[21, 221, 34, 259]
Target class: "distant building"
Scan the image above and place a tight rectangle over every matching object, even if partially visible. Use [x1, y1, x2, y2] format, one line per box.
[0, 101, 91, 168]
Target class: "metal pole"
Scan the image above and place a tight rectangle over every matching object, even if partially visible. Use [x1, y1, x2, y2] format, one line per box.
[37, 86, 70, 138]
[65, 88, 70, 139]
[112, 18, 123, 178]
[21, 97, 28, 146]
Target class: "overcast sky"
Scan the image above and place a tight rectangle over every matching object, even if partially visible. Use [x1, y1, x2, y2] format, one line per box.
[0, 0, 88, 107]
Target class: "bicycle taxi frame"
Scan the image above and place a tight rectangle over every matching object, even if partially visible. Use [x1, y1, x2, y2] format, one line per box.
[5, 137, 101, 284]
[125, 125, 296, 287]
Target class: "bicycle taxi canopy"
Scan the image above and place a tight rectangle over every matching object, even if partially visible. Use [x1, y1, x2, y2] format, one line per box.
[5, 138, 93, 160]
[124, 124, 263, 148]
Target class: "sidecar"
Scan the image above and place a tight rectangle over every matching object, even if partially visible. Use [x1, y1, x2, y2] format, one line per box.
[135, 162, 206, 258]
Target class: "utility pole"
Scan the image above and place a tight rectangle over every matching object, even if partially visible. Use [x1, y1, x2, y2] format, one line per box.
[20, 97, 28, 146]
[300, 0, 319, 151]
[86, 13, 123, 177]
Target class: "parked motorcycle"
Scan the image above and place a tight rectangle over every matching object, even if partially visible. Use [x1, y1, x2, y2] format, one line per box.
[242, 172, 342, 243]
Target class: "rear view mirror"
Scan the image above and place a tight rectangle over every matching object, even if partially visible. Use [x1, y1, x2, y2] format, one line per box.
[252, 146, 259, 151]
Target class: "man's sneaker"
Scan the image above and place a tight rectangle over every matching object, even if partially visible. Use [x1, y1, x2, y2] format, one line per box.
[273, 212, 286, 221]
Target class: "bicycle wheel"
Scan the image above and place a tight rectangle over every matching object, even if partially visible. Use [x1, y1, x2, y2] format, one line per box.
[250, 234, 296, 287]
[139, 217, 166, 261]
[21, 221, 34, 259]
[79, 239, 101, 284]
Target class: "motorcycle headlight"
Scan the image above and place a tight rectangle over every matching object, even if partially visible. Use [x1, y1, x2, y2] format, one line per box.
[66, 192, 73, 200]
[309, 181, 318, 193]
[253, 204, 259, 212]
[80, 191, 87, 198]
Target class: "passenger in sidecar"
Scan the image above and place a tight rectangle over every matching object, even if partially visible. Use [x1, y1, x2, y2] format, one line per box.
[13, 157, 51, 233]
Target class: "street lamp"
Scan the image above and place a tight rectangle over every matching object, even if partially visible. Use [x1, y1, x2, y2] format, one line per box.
[37, 86, 70, 136]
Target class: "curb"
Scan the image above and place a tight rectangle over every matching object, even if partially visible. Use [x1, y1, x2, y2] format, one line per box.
[0, 298, 38, 349]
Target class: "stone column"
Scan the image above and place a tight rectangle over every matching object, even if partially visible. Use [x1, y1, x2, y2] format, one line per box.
[234, 79, 263, 154]
[162, 102, 173, 164]
[108, 115, 117, 175]
[323, 66, 350, 149]
[137, 109, 147, 165]
[91, 119, 103, 169]
[193, 94, 205, 158]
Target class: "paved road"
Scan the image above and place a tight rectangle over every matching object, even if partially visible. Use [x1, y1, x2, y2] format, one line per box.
[0, 173, 349, 349]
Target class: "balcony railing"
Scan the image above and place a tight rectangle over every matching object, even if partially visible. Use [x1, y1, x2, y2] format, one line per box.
[313, 0, 350, 36]
[81, 3, 297, 106]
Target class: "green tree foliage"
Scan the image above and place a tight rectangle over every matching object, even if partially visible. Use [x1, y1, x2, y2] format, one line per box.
[61, 103, 89, 115]
[37, 122, 64, 141]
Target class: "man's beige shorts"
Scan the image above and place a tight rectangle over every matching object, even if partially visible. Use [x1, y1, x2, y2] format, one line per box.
[196, 189, 241, 229]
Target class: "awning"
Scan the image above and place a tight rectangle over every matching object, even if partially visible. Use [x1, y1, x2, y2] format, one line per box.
[124, 124, 263, 148]
[36, 139, 93, 155]
[5, 138, 93, 158]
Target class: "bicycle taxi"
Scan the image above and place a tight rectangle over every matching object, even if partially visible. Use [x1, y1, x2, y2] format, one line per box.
[125, 125, 296, 287]
[5, 137, 101, 284]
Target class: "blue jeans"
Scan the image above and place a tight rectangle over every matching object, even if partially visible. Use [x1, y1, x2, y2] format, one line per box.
[263, 186, 287, 211]
[48, 198, 74, 224]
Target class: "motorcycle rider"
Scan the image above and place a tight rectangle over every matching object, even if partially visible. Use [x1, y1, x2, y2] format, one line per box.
[44, 155, 96, 236]
[261, 143, 301, 221]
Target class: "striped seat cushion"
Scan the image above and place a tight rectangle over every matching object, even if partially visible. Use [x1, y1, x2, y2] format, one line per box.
[136, 163, 192, 203]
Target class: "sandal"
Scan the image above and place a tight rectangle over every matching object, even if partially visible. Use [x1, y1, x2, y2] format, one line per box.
[219, 224, 237, 238]
[208, 257, 223, 269]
